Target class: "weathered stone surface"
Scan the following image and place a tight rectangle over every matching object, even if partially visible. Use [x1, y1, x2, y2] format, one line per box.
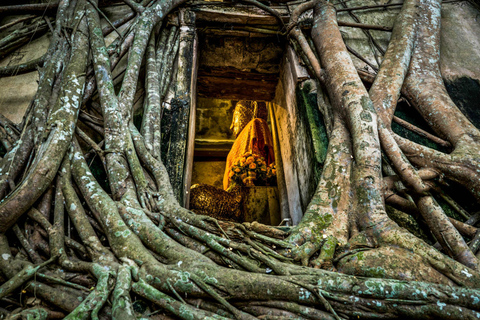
[440, 2, 480, 128]
[271, 53, 318, 225]
[195, 97, 235, 141]
[440, 2, 480, 81]
[199, 35, 283, 74]
[0, 34, 48, 123]
[243, 186, 281, 225]
[197, 35, 284, 100]
[191, 160, 226, 189]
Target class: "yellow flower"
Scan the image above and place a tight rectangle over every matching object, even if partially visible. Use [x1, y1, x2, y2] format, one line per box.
[246, 157, 254, 164]
[234, 168, 241, 172]
[249, 163, 256, 169]
[228, 171, 234, 177]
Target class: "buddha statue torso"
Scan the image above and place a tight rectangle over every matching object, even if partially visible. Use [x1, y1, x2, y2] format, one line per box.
[223, 117, 275, 190]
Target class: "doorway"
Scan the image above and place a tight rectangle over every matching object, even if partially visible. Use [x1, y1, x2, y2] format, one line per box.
[177, 7, 324, 226]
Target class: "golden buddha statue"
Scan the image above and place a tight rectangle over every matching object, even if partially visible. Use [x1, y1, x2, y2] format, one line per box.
[190, 100, 276, 222]
[223, 101, 275, 190]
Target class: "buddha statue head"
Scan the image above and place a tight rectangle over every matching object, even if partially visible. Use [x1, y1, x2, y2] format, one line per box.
[230, 100, 268, 137]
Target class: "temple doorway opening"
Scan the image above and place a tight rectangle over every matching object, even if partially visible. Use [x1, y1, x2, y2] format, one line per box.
[184, 18, 325, 226]
[190, 98, 280, 224]
[188, 32, 284, 225]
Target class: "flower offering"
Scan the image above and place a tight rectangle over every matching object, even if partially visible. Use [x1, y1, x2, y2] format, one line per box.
[229, 152, 276, 187]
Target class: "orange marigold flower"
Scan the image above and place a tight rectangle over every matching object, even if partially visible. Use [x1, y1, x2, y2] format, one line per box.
[234, 168, 241, 172]
[249, 163, 256, 169]
[246, 157, 254, 164]
[272, 169, 276, 175]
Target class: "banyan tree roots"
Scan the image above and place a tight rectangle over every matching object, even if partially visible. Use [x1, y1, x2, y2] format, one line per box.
[0, 0, 480, 319]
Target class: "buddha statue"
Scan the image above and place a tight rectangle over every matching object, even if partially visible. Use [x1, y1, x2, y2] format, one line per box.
[190, 100, 276, 222]
[223, 101, 275, 190]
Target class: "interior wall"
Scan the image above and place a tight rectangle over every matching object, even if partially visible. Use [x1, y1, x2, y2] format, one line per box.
[191, 160, 226, 189]
[195, 97, 236, 142]
[191, 97, 234, 190]
[271, 52, 318, 225]
[196, 35, 283, 101]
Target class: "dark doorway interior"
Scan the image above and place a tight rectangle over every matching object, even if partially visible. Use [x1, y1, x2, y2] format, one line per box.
[191, 33, 285, 191]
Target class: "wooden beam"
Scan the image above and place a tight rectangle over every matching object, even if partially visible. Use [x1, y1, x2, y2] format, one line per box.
[165, 9, 197, 205]
[199, 28, 275, 38]
[197, 76, 278, 100]
[194, 140, 233, 154]
[194, 149, 231, 158]
[198, 66, 279, 82]
[183, 32, 200, 209]
[287, 46, 310, 82]
[267, 102, 290, 222]
[194, 4, 289, 25]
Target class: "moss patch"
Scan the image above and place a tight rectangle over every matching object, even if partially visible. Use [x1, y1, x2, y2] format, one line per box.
[295, 81, 328, 185]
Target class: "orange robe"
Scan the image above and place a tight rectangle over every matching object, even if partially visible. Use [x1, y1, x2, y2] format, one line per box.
[223, 118, 275, 190]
